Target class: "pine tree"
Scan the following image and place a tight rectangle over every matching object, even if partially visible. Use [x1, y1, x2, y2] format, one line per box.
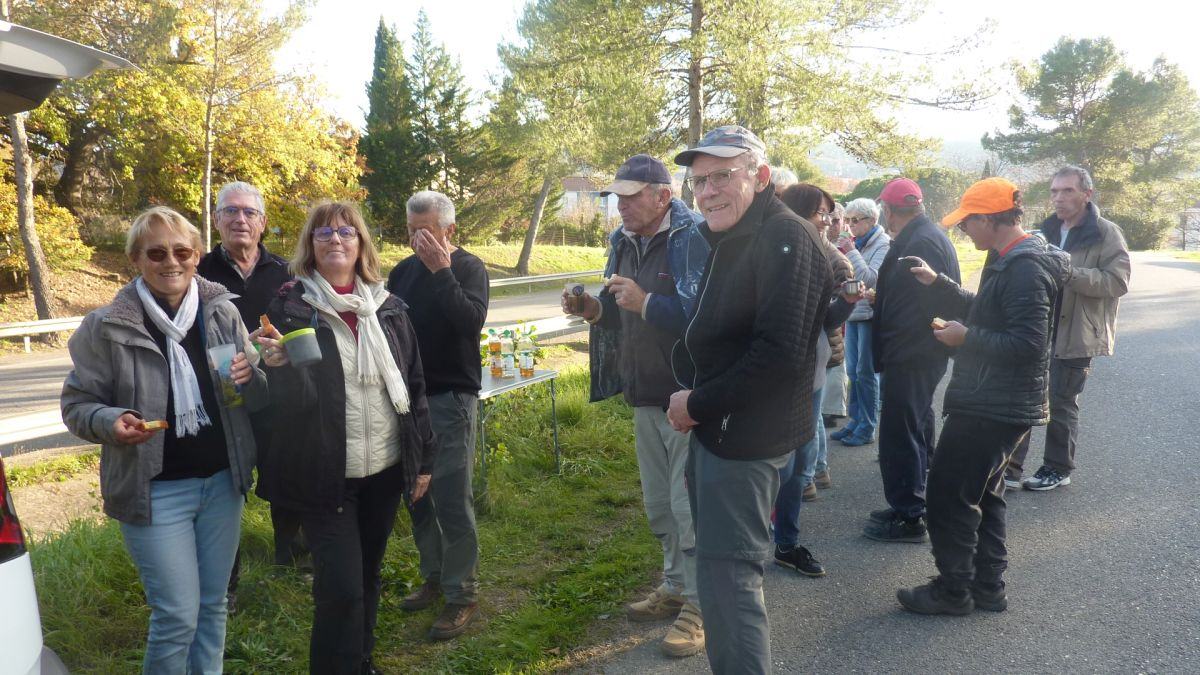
[359, 18, 422, 235]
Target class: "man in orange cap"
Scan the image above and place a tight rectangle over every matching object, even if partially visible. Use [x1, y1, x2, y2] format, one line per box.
[894, 178, 1070, 614]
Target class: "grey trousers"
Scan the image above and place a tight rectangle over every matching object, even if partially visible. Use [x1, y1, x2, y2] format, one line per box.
[407, 391, 479, 604]
[633, 406, 698, 605]
[687, 437, 789, 675]
[1008, 358, 1091, 477]
[821, 362, 848, 417]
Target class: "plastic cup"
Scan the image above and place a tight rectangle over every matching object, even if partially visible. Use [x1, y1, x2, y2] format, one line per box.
[564, 283, 585, 313]
[207, 343, 244, 407]
[280, 327, 322, 368]
[844, 280, 862, 296]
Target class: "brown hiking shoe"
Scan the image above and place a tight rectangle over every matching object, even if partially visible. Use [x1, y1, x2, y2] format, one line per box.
[814, 470, 832, 489]
[660, 602, 705, 657]
[626, 587, 684, 622]
[802, 482, 818, 501]
[400, 581, 441, 612]
[429, 602, 479, 640]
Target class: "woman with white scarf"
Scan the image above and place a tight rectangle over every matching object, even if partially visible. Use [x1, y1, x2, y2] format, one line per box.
[253, 201, 437, 674]
[62, 206, 266, 673]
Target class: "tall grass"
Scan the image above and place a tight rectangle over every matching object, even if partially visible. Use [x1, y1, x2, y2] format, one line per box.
[30, 367, 659, 674]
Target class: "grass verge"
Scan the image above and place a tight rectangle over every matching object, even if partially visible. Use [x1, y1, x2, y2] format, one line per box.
[1169, 250, 1200, 261]
[30, 367, 659, 674]
[6, 450, 100, 488]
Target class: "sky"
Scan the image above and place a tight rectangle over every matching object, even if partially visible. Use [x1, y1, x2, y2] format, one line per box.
[272, 0, 1200, 151]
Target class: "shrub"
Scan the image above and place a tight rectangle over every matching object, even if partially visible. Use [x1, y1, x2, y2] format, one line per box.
[0, 185, 93, 278]
[1108, 212, 1174, 250]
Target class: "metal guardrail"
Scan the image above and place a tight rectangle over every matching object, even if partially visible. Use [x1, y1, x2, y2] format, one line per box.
[0, 270, 604, 352]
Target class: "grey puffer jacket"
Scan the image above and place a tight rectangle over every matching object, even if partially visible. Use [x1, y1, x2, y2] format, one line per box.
[61, 277, 267, 525]
[926, 235, 1071, 427]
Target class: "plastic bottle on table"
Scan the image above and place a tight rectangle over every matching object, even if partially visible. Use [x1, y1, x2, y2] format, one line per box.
[487, 330, 503, 377]
[500, 331, 516, 378]
[518, 335, 535, 377]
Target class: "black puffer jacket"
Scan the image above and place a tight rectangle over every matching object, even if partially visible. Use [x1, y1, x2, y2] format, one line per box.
[673, 184, 834, 460]
[928, 235, 1071, 426]
[256, 281, 438, 513]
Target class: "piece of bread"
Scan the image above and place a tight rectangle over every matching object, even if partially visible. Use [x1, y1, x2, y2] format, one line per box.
[930, 317, 948, 330]
[259, 314, 274, 333]
[138, 419, 169, 432]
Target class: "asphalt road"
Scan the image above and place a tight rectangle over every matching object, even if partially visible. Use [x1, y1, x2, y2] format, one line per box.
[579, 251, 1200, 674]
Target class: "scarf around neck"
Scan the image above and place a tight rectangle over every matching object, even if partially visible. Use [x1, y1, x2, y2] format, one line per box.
[298, 273, 410, 414]
[135, 277, 212, 437]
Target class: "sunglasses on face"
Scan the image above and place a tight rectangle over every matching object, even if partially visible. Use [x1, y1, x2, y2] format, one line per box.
[313, 225, 359, 242]
[143, 246, 196, 263]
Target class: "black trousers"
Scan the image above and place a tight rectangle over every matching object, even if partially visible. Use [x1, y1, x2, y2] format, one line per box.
[301, 462, 406, 675]
[926, 413, 1030, 590]
[878, 361, 946, 519]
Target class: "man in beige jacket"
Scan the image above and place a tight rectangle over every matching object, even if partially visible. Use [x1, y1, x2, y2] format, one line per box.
[1006, 165, 1131, 491]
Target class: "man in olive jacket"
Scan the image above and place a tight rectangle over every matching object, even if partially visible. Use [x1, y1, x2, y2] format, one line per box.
[667, 125, 833, 674]
[895, 178, 1070, 615]
[1007, 166, 1131, 491]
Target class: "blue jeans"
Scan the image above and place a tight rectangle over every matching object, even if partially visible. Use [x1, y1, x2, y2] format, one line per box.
[120, 470, 244, 675]
[845, 320, 879, 440]
[773, 388, 824, 548]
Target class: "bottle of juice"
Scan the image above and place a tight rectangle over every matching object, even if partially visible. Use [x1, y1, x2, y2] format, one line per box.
[487, 330, 503, 377]
[500, 331, 516, 378]
[518, 335, 535, 377]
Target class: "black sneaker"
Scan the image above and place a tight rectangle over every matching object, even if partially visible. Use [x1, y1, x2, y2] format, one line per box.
[868, 507, 896, 524]
[774, 544, 826, 577]
[864, 516, 928, 543]
[897, 576, 974, 616]
[971, 581, 1007, 612]
[1022, 465, 1071, 491]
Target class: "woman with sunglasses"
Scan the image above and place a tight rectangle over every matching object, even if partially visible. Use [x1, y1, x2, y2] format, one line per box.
[253, 201, 436, 674]
[62, 206, 266, 673]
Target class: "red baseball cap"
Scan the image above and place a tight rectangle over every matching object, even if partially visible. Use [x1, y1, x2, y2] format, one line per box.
[878, 178, 923, 206]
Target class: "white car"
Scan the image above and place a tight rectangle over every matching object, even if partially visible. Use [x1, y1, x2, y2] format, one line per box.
[0, 457, 67, 675]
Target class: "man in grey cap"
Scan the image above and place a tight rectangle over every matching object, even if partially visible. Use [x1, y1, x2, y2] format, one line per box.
[667, 126, 833, 673]
[563, 153, 709, 658]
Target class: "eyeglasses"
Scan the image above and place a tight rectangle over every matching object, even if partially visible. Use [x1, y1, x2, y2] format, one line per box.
[956, 215, 985, 232]
[685, 167, 747, 192]
[313, 225, 358, 242]
[217, 206, 263, 219]
[848, 216, 873, 225]
[143, 246, 196, 263]
[816, 210, 833, 221]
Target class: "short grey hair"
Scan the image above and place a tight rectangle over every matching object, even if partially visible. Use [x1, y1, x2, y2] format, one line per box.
[406, 190, 456, 228]
[845, 198, 880, 222]
[771, 167, 798, 189]
[1053, 165, 1094, 192]
[649, 182, 677, 198]
[833, 202, 845, 216]
[216, 181, 265, 214]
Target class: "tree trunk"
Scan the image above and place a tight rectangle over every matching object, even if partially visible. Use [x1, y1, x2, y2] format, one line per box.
[683, 0, 704, 208]
[54, 123, 101, 217]
[8, 112, 55, 321]
[203, 98, 214, 249]
[516, 174, 553, 276]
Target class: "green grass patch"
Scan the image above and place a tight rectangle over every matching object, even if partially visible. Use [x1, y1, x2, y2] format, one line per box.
[7, 450, 100, 488]
[377, 243, 609, 299]
[1169, 250, 1200, 261]
[31, 367, 659, 674]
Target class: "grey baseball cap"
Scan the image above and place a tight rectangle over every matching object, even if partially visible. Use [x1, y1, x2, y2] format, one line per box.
[673, 125, 767, 166]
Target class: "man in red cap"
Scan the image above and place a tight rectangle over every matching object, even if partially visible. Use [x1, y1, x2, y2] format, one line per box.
[864, 178, 960, 543]
[894, 177, 1070, 614]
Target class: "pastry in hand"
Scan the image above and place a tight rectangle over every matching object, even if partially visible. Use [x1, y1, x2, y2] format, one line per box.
[930, 317, 948, 330]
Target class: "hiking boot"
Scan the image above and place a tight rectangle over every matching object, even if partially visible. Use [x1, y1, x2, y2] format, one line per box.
[1003, 475, 1022, 490]
[864, 516, 928, 543]
[841, 433, 874, 447]
[626, 586, 684, 622]
[971, 581, 1008, 612]
[1023, 466, 1071, 491]
[802, 483, 818, 502]
[660, 602, 705, 657]
[814, 470, 833, 489]
[428, 602, 478, 640]
[868, 507, 896, 524]
[400, 581, 442, 612]
[830, 424, 857, 442]
[774, 544, 826, 577]
[897, 576, 974, 616]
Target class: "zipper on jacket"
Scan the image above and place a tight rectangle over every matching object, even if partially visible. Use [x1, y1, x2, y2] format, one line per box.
[682, 239, 723, 389]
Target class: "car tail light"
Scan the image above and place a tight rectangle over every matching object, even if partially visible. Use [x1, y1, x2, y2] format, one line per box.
[0, 457, 26, 563]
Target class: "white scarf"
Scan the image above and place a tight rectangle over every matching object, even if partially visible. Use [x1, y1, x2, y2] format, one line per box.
[299, 273, 410, 414]
[135, 277, 212, 437]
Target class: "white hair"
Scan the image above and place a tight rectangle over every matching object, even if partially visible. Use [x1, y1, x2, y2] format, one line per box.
[216, 181, 265, 214]
[844, 197, 880, 222]
[406, 190, 456, 228]
[771, 167, 798, 189]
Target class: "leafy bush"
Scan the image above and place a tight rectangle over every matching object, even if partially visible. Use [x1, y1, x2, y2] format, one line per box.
[0, 185, 93, 277]
[1108, 212, 1174, 250]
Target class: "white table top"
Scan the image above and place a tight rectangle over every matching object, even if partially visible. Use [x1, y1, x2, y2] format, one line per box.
[478, 368, 559, 401]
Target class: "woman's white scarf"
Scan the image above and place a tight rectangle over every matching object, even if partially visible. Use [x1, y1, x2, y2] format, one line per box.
[135, 277, 212, 437]
[299, 273, 410, 414]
